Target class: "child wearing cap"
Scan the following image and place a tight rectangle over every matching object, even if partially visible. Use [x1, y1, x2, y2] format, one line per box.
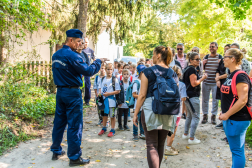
[132, 65, 146, 141]
[98, 63, 121, 137]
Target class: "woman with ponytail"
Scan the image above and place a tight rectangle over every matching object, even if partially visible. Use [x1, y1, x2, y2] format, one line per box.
[182, 52, 208, 144]
[133, 46, 178, 168]
[220, 48, 251, 168]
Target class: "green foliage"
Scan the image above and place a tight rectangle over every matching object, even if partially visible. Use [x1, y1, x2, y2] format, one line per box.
[0, 63, 56, 122]
[210, 0, 252, 20]
[0, 123, 33, 155]
[0, 0, 52, 62]
[123, 13, 185, 58]
[246, 123, 252, 147]
[176, 0, 252, 55]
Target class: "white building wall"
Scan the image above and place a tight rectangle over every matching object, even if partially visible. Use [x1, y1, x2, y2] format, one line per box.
[8, 28, 52, 62]
[95, 30, 123, 63]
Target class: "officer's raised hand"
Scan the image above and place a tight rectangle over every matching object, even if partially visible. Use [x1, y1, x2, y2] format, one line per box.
[99, 58, 110, 62]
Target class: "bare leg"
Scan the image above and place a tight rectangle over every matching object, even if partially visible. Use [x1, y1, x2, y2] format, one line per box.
[111, 117, 115, 129]
[103, 116, 108, 127]
[166, 126, 178, 146]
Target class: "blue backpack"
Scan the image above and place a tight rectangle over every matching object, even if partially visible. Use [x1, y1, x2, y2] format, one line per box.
[125, 80, 140, 108]
[151, 66, 180, 115]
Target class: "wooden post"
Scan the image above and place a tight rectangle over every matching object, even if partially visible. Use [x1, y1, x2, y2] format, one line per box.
[45, 61, 48, 90]
[31, 61, 35, 79]
[22, 61, 26, 79]
[36, 61, 39, 86]
[40, 61, 43, 87]
[27, 61, 30, 77]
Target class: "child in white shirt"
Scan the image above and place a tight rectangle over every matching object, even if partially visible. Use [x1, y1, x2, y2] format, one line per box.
[98, 63, 121, 137]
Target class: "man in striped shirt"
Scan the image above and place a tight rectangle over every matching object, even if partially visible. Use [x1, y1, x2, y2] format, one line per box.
[202, 42, 222, 125]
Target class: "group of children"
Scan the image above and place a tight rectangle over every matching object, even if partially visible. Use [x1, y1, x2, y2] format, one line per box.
[93, 60, 146, 141]
[93, 58, 189, 154]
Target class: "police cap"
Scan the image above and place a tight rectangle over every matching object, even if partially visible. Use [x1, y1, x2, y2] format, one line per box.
[66, 29, 83, 39]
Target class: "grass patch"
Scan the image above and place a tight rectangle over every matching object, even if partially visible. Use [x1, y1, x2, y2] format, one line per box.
[0, 123, 34, 155]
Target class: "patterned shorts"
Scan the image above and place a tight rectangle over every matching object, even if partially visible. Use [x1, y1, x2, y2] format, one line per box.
[104, 107, 116, 118]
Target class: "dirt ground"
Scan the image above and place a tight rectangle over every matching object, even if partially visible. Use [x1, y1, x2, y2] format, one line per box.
[1, 102, 252, 168]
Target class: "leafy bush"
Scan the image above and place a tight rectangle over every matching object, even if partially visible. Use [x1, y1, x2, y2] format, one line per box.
[0, 63, 56, 122]
[246, 124, 252, 147]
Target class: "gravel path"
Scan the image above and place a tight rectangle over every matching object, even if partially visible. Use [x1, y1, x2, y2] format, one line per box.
[1, 102, 252, 168]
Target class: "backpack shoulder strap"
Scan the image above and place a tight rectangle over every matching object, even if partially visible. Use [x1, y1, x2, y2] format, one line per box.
[120, 75, 122, 81]
[204, 54, 209, 60]
[184, 53, 186, 58]
[101, 76, 106, 83]
[231, 71, 249, 96]
[166, 68, 175, 78]
[229, 71, 249, 109]
[130, 76, 133, 82]
[95, 75, 99, 84]
[134, 80, 140, 90]
[218, 54, 222, 59]
[150, 66, 160, 77]
[112, 76, 116, 91]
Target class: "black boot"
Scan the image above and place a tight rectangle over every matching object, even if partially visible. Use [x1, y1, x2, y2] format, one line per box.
[69, 157, 90, 167]
[118, 125, 124, 131]
[52, 150, 66, 160]
[201, 114, 208, 124]
[211, 115, 217, 125]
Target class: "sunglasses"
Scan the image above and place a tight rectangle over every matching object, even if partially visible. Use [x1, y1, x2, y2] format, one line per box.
[224, 56, 233, 59]
[210, 46, 216, 48]
[192, 50, 198, 52]
[177, 48, 183, 51]
[192, 58, 201, 61]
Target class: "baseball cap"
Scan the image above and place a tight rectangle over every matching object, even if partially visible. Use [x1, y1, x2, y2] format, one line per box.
[137, 64, 146, 74]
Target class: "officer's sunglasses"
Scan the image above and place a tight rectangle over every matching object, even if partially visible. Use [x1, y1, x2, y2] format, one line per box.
[177, 48, 183, 51]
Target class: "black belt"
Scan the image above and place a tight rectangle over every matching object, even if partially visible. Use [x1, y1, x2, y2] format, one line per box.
[57, 86, 80, 89]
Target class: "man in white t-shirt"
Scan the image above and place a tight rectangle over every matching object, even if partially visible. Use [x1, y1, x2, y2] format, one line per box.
[98, 63, 120, 137]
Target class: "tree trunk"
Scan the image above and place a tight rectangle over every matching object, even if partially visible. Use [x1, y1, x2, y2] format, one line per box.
[77, 0, 89, 37]
[0, 31, 5, 66]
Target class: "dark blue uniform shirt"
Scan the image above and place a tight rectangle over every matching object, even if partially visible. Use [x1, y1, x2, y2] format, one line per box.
[52, 45, 101, 86]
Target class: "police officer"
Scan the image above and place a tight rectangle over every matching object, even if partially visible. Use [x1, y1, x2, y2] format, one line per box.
[50, 29, 108, 167]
